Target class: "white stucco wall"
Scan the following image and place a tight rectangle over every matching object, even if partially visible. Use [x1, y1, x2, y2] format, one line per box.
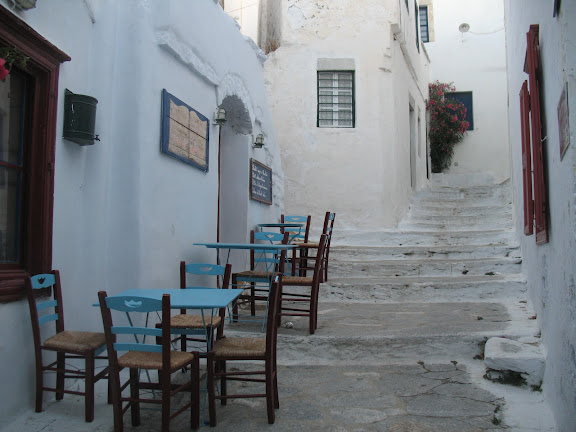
[264, 0, 430, 235]
[505, 1, 576, 430]
[426, 0, 510, 183]
[0, 0, 283, 424]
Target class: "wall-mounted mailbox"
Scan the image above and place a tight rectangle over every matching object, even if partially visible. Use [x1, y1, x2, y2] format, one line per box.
[63, 89, 99, 146]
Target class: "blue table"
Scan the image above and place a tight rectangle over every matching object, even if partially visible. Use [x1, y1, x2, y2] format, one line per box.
[105, 288, 244, 309]
[97, 288, 243, 349]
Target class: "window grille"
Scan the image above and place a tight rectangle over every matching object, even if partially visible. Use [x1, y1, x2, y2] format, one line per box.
[419, 6, 429, 43]
[317, 71, 355, 128]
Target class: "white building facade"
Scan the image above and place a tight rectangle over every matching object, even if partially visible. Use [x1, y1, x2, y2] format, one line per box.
[425, 0, 510, 183]
[505, 1, 576, 430]
[261, 0, 431, 233]
[0, 0, 283, 423]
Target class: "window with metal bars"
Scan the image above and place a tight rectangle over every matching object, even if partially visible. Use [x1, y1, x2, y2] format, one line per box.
[419, 6, 429, 43]
[317, 71, 355, 128]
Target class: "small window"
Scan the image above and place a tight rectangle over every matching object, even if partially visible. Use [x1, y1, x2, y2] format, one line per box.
[419, 6, 429, 43]
[447, 91, 474, 130]
[415, 1, 420, 51]
[317, 71, 355, 128]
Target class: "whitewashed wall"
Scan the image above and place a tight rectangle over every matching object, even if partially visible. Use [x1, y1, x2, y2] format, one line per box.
[0, 0, 283, 424]
[264, 0, 430, 236]
[426, 0, 510, 183]
[505, 1, 576, 430]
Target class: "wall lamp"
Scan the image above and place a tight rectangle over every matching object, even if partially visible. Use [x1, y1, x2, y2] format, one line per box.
[213, 108, 226, 125]
[253, 134, 265, 148]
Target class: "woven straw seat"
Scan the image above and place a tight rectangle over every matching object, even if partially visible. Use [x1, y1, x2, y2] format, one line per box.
[44, 331, 106, 353]
[281, 275, 313, 285]
[211, 337, 266, 358]
[169, 314, 222, 329]
[118, 350, 196, 370]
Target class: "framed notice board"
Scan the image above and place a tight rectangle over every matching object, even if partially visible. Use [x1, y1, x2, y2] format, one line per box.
[160, 89, 209, 172]
[250, 159, 272, 205]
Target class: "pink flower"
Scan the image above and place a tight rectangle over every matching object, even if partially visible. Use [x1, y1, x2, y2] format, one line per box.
[0, 58, 9, 81]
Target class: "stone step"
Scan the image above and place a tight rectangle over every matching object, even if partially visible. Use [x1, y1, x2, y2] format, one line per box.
[398, 217, 513, 231]
[226, 300, 538, 364]
[328, 257, 522, 278]
[321, 275, 527, 303]
[408, 204, 512, 217]
[335, 229, 516, 247]
[413, 184, 511, 201]
[330, 245, 521, 261]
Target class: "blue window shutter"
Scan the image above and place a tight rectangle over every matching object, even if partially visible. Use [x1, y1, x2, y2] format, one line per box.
[447, 91, 474, 130]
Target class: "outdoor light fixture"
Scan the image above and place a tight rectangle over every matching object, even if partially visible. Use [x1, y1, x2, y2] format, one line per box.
[253, 134, 265, 148]
[213, 108, 226, 125]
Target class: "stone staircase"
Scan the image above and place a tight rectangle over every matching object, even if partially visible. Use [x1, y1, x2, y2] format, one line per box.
[274, 176, 539, 366]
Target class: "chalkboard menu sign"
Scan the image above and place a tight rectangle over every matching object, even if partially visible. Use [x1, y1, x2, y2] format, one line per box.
[250, 159, 272, 205]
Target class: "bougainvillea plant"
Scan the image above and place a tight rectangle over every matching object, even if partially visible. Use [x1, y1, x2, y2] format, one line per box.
[426, 81, 470, 172]
[0, 46, 29, 81]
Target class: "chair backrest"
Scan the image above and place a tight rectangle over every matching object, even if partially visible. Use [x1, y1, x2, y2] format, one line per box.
[98, 291, 172, 369]
[180, 262, 232, 290]
[323, 212, 336, 248]
[250, 230, 289, 271]
[281, 214, 311, 243]
[26, 271, 65, 348]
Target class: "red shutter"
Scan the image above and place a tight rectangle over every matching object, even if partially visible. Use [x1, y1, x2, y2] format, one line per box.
[519, 81, 534, 235]
[525, 24, 549, 244]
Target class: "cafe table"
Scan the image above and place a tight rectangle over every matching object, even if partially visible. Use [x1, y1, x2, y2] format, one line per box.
[194, 242, 297, 330]
[97, 287, 244, 351]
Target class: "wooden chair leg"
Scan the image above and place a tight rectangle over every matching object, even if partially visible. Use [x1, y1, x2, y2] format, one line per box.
[220, 360, 227, 406]
[129, 368, 140, 427]
[190, 354, 200, 430]
[84, 354, 95, 422]
[250, 282, 256, 316]
[109, 367, 124, 432]
[265, 361, 275, 424]
[56, 351, 65, 400]
[35, 353, 43, 413]
[161, 369, 170, 432]
[232, 275, 239, 321]
[207, 353, 217, 427]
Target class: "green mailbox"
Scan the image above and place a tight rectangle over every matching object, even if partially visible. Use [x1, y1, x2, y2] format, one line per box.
[63, 89, 99, 146]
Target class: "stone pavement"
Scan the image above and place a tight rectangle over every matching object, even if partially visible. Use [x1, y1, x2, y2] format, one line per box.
[0, 176, 557, 431]
[0, 358, 553, 432]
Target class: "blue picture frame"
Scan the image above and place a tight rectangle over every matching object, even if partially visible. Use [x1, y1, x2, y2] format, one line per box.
[161, 89, 209, 172]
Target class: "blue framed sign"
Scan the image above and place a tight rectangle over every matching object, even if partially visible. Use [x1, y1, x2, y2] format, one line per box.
[161, 89, 209, 172]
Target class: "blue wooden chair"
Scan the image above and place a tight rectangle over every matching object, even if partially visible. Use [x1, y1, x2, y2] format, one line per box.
[280, 214, 311, 243]
[207, 274, 283, 426]
[98, 291, 200, 432]
[278, 234, 328, 334]
[25, 270, 109, 422]
[294, 212, 336, 281]
[231, 230, 288, 322]
[164, 262, 231, 354]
